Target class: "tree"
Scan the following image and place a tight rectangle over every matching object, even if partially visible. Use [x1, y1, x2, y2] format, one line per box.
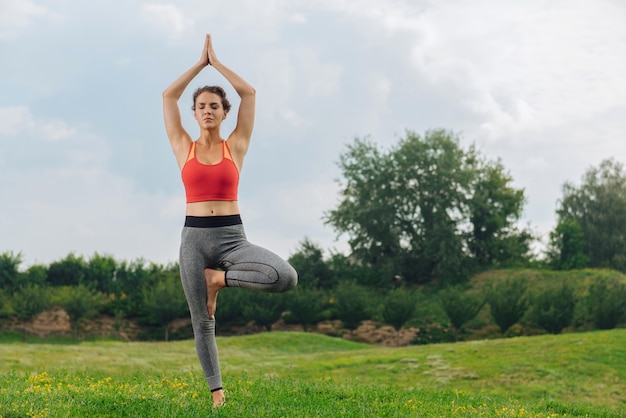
[528, 281, 576, 334]
[555, 158, 626, 272]
[546, 218, 589, 270]
[142, 273, 188, 341]
[285, 287, 327, 331]
[288, 239, 334, 289]
[22, 264, 48, 288]
[333, 281, 371, 333]
[438, 286, 485, 340]
[112, 259, 151, 317]
[467, 162, 533, 269]
[487, 277, 529, 334]
[0, 251, 22, 293]
[85, 253, 118, 293]
[12, 285, 50, 341]
[47, 253, 86, 287]
[56, 285, 103, 341]
[381, 288, 417, 345]
[325, 137, 402, 280]
[326, 252, 384, 288]
[325, 130, 530, 285]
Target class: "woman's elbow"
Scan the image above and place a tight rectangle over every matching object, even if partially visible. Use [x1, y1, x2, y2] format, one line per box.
[241, 86, 256, 98]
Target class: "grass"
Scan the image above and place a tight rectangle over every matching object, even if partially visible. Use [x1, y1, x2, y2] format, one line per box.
[0, 330, 625, 417]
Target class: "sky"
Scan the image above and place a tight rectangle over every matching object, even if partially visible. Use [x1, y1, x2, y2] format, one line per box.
[1, 0, 625, 268]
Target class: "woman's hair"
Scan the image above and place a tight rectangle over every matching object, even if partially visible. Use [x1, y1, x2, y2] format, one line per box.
[191, 86, 232, 113]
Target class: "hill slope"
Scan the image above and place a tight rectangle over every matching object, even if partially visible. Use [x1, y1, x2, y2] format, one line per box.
[1, 329, 624, 413]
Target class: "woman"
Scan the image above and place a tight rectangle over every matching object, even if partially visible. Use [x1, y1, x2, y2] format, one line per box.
[162, 34, 298, 408]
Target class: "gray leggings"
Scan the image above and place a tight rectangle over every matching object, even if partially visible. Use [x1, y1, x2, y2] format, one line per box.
[179, 216, 298, 391]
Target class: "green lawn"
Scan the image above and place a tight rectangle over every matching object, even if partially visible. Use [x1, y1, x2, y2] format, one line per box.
[1, 329, 624, 417]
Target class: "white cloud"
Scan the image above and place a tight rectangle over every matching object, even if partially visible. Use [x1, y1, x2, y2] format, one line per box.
[255, 49, 297, 125]
[0, 106, 76, 140]
[140, 3, 194, 38]
[0, 106, 33, 134]
[311, 0, 421, 32]
[5, 172, 183, 266]
[309, 0, 626, 142]
[179, 0, 306, 42]
[278, 108, 304, 126]
[409, 1, 626, 140]
[0, 0, 48, 41]
[297, 48, 342, 98]
[253, 47, 341, 128]
[1, 133, 183, 266]
[359, 72, 392, 134]
[42, 120, 77, 141]
[274, 178, 339, 225]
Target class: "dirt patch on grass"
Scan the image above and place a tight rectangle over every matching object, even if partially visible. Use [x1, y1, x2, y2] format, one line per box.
[2, 308, 140, 341]
[216, 318, 418, 346]
[2, 310, 417, 346]
[279, 319, 419, 346]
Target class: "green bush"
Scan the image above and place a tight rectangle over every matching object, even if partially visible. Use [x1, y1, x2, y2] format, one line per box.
[242, 292, 286, 331]
[528, 281, 576, 334]
[284, 287, 327, 331]
[438, 286, 485, 340]
[487, 277, 529, 333]
[382, 288, 417, 331]
[141, 274, 188, 341]
[586, 278, 626, 330]
[215, 289, 251, 329]
[333, 281, 372, 332]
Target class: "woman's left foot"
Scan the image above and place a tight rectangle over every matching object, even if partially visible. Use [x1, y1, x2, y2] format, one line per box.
[212, 389, 225, 408]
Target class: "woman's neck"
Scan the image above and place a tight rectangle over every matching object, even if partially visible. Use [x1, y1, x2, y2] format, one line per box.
[198, 128, 222, 145]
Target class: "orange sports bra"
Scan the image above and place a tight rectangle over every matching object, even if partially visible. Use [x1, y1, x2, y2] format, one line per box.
[181, 141, 239, 202]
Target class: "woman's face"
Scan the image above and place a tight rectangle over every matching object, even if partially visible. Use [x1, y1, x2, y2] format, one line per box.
[194, 91, 227, 129]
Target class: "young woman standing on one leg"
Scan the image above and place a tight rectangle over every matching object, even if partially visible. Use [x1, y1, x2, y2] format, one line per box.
[162, 34, 298, 408]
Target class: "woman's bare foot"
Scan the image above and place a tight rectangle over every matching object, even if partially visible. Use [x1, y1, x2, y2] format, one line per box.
[212, 389, 225, 408]
[204, 268, 226, 318]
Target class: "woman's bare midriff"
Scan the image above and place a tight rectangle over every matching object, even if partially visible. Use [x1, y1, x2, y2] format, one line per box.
[186, 200, 240, 217]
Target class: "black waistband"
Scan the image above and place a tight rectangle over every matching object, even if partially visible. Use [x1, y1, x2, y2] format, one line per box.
[184, 214, 242, 228]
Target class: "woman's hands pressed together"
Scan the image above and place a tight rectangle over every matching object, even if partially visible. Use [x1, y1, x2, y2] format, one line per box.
[199, 34, 219, 67]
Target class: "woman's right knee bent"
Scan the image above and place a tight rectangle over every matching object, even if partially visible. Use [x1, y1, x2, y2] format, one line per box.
[278, 263, 298, 292]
